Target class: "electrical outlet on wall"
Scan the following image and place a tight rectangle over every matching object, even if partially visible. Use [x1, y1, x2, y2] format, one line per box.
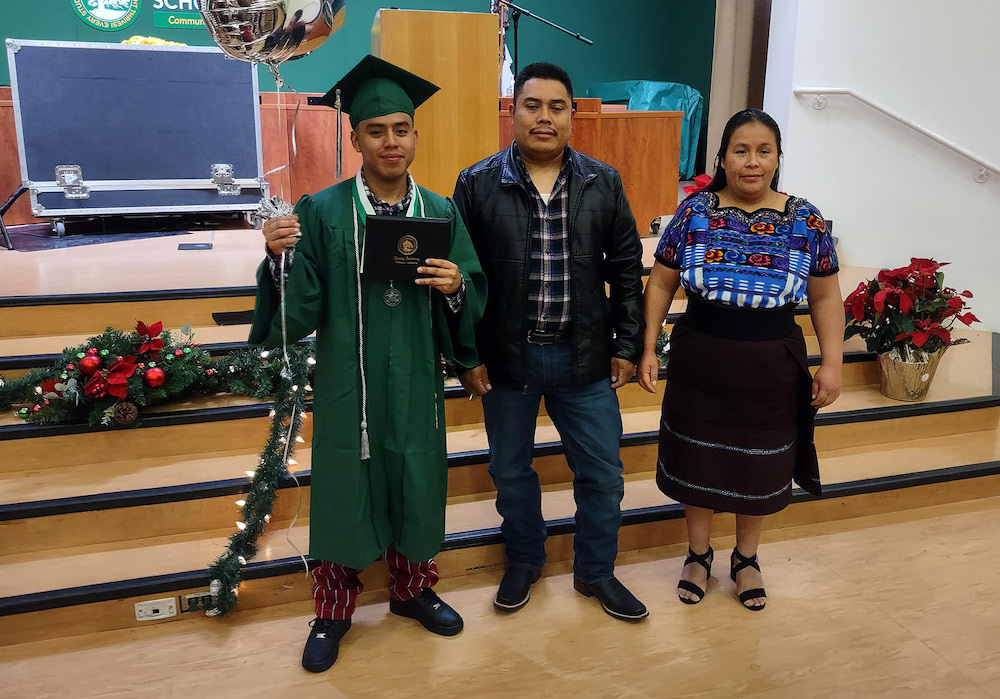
[181, 591, 215, 613]
[134, 597, 177, 621]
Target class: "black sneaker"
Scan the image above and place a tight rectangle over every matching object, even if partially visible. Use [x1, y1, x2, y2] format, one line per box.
[494, 563, 542, 611]
[573, 576, 649, 621]
[301, 617, 351, 673]
[389, 588, 464, 636]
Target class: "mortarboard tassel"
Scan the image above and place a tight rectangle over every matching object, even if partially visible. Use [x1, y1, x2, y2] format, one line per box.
[336, 88, 342, 179]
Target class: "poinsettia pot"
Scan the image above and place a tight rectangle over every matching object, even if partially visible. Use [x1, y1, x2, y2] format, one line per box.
[876, 346, 946, 402]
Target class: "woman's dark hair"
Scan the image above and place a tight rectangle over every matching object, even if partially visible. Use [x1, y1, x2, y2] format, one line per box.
[702, 108, 783, 194]
[513, 62, 573, 102]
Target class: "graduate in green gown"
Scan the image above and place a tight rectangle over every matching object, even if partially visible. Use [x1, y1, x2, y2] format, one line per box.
[249, 55, 486, 673]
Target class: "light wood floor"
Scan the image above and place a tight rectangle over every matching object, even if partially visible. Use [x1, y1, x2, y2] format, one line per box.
[0, 496, 997, 698]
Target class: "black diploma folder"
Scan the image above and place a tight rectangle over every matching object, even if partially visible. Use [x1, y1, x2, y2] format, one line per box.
[362, 215, 451, 281]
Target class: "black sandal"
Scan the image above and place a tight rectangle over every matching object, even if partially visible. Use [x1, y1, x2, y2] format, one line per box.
[676, 546, 713, 605]
[730, 548, 766, 611]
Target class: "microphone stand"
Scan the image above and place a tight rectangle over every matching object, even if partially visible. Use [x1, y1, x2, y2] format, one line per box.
[496, 1, 594, 77]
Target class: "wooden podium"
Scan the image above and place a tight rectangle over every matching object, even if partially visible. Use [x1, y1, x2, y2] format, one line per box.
[500, 98, 683, 233]
[373, 9, 499, 198]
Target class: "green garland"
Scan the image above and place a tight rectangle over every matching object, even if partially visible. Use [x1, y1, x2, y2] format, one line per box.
[0, 322, 316, 617]
[207, 345, 312, 616]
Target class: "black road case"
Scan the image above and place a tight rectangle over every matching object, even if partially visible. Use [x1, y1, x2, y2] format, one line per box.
[5, 39, 269, 223]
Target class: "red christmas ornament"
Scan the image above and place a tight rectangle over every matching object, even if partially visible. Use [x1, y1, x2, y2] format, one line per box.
[66, 363, 76, 371]
[144, 366, 167, 388]
[174, 349, 185, 358]
[78, 355, 102, 375]
[87, 348, 98, 355]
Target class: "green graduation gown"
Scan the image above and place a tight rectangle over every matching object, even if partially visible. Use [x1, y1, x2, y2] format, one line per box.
[248, 175, 486, 569]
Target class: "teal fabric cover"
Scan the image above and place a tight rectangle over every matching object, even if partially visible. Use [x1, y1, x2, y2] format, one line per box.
[588, 80, 703, 178]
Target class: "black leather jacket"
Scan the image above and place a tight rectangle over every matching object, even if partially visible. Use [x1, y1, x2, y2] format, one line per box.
[454, 146, 645, 388]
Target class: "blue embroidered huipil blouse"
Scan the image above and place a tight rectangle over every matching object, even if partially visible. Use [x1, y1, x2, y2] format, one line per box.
[655, 191, 839, 309]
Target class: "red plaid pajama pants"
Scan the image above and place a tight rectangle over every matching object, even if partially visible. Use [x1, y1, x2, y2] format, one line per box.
[312, 546, 439, 620]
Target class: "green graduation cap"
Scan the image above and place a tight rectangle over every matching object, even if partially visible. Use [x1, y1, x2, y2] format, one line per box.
[321, 54, 440, 129]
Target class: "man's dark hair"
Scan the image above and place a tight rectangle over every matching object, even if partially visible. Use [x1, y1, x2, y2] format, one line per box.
[513, 62, 573, 102]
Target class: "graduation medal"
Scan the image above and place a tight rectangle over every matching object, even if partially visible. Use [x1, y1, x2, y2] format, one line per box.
[352, 170, 424, 309]
[383, 282, 401, 307]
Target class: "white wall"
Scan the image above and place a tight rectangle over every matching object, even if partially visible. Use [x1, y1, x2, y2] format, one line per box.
[762, 0, 798, 148]
[764, 0, 1000, 330]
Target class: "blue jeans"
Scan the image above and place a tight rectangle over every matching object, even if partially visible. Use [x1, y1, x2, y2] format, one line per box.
[481, 342, 625, 583]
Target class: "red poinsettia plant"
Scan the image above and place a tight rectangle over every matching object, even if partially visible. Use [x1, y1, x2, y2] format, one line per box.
[844, 258, 978, 360]
[136, 320, 165, 356]
[682, 173, 713, 196]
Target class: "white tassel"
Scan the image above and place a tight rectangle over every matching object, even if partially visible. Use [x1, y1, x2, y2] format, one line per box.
[352, 202, 372, 465]
[360, 420, 371, 460]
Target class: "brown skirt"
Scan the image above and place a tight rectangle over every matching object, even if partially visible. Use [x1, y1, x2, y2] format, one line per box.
[656, 303, 820, 516]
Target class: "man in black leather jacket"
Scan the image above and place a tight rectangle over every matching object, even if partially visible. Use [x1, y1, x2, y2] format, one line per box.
[453, 62, 647, 621]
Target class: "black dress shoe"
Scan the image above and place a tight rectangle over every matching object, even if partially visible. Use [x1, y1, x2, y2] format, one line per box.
[301, 617, 351, 673]
[573, 576, 649, 621]
[494, 563, 542, 611]
[389, 588, 464, 636]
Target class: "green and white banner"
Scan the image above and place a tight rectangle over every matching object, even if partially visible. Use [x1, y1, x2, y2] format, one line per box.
[152, 0, 205, 29]
[72, 0, 143, 31]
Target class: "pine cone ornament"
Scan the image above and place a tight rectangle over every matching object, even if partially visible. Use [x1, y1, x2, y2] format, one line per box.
[113, 401, 139, 425]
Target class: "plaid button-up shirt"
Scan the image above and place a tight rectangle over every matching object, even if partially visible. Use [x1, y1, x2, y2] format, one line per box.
[360, 168, 414, 216]
[512, 145, 572, 333]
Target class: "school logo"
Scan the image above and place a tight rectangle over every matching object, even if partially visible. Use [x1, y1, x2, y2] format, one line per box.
[73, 0, 142, 32]
[397, 235, 418, 256]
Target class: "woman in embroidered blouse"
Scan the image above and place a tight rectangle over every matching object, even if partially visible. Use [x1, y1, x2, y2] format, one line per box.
[638, 109, 844, 611]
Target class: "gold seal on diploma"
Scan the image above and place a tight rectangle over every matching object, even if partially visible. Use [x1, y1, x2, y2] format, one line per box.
[397, 235, 418, 256]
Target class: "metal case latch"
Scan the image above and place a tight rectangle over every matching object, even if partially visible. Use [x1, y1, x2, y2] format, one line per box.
[55, 165, 90, 200]
[211, 164, 241, 196]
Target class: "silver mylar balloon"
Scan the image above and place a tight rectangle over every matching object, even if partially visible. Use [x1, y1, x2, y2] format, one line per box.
[201, 0, 346, 67]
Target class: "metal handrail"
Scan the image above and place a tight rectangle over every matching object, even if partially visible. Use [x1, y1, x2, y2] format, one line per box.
[794, 87, 995, 183]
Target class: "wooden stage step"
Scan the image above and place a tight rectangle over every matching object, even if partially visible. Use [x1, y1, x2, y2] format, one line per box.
[0, 228, 870, 298]
[0, 290, 255, 341]
[0, 332, 994, 514]
[0, 228, 263, 295]
[3, 497, 996, 697]
[0, 303, 828, 381]
[2, 297, 704, 375]
[0, 239, 875, 364]
[2, 366, 996, 488]
[0, 331, 885, 433]
[1, 380, 998, 521]
[2, 461, 999, 648]
[1, 350, 997, 569]
[5, 448, 1000, 601]
[3, 417, 1000, 564]
[2, 326, 992, 433]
